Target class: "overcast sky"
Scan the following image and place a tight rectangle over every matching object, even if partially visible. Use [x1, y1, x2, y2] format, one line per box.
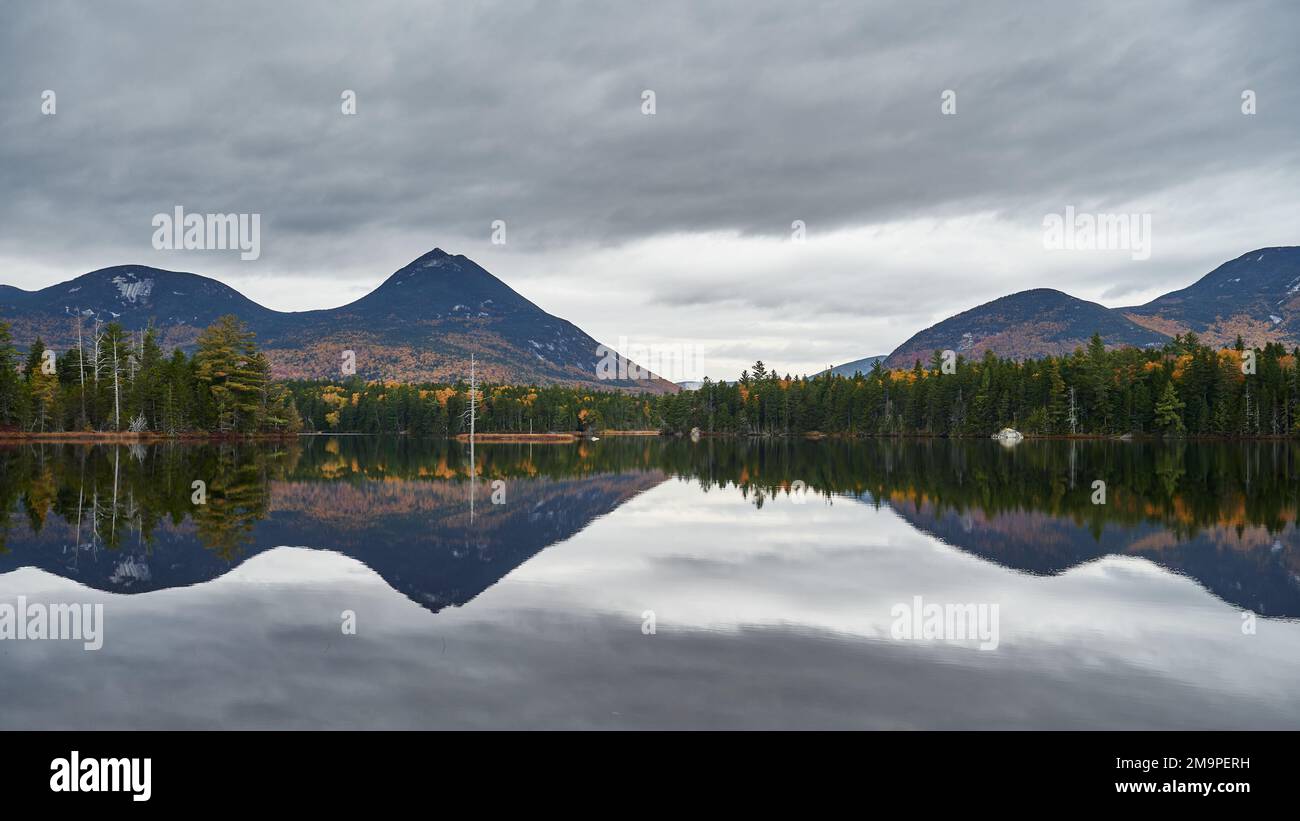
[2, 0, 1298, 380]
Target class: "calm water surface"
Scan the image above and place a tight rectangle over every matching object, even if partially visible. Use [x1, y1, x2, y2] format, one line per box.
[1, 437, 1297, 729]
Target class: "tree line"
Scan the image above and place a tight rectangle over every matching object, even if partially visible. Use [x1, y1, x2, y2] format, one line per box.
[7, 319, 1295, 439]
[0, 315, 300, 434]
[656, 333, 1300, 437]
[286, 380, 657, 434]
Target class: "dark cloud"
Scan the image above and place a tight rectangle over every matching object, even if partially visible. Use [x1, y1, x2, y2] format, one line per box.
[1, 0, 1297, 376]
[4, 0, 1297, 248]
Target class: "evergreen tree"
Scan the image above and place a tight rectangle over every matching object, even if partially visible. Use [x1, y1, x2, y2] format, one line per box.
[194, 315, 263, 432]
[1046, 360, 1068, 434]
[1154, 381, 1186, 435]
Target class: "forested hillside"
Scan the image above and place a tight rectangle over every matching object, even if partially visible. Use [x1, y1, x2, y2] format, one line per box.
[0, 315, 300, 434]
[5, 317, 1294, 440]
[656, 334, 1299, 437]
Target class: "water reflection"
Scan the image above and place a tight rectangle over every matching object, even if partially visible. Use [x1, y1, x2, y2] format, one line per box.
[0, 438, 667, 613]
[1, 437, 1298, 618]
[3, 436, 1299, 729]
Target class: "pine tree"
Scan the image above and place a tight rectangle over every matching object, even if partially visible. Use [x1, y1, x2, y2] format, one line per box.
[1154, 381, 1186, 435]
[28, 362, 58, 432]
[1084, 333, 1110, 432]
[195, 315, 263, 432]
[1047, 360, 1067, 434]
[23, 337, 46, 383]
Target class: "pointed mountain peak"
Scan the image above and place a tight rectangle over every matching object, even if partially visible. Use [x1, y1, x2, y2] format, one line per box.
[0, 250, 677, 393]
[387, 247, 478, 280]
[408, 247, 456, 266]
[344, 249, 537, 321]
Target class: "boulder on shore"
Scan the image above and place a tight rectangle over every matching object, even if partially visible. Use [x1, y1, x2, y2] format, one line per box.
[992, 427, 1024, 445]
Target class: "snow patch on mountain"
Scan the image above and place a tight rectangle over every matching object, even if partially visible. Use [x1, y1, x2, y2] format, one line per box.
[111, 275, 153, 304]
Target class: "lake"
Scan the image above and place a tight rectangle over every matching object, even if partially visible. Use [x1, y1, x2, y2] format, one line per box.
[1, 436, 1297, 729]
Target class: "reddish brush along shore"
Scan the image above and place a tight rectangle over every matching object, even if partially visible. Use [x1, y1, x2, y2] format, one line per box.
[0, 429, 298, 443]
[453, 432, 581, 443]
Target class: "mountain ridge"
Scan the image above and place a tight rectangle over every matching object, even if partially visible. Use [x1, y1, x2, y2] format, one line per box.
[0, 249, 678, 393]
[883, 287, 1168, 369]
[820, 355, 887, 378]
[877, 246, 1300, 369]
[1121, 246, 1300, 346]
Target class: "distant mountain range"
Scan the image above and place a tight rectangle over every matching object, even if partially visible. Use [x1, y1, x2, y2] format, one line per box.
[0, 248, 677, 393]
[883, 289, 1169, 368]
[819, 355, 887, 378]
[857, 246, 1300, 370]
[675, 379, 740, 390]
[13, 245, 1299, 389]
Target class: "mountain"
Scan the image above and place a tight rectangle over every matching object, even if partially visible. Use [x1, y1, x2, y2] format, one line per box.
[0, 265, 279, 351]
[876, 246, 1300, 369]
[676, 380, 738, 390]
[0, 249, 677, 392]
[883, 289, 1167, 369]
[1122, 246, 1300, 347]
[820, 355, 886, 378]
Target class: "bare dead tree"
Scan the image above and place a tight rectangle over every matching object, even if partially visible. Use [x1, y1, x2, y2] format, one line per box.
[112, 334, 122, 431]
[73, 314, 87, 425]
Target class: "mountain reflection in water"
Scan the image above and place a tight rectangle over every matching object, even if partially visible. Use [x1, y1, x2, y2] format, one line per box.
[4, 436, 1300, 729]
[1, 437, 1297, 618]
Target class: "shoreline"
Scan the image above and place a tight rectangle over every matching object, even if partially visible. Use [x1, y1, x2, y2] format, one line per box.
[0, 431, 300, 444]
[2, 429, 1296, 444]
[453, 432, 581, 443]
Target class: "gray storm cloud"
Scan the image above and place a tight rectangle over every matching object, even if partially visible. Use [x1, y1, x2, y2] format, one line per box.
[1, 0, 1297, 377]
